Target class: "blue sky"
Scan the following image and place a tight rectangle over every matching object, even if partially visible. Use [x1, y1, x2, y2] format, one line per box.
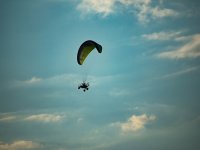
[0, 0, 200, 150]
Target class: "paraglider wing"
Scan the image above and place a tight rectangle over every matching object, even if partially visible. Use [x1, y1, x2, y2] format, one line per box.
[77, 40, 102, 65]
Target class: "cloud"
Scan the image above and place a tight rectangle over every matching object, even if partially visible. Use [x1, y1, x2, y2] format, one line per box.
[157, 34, 200, 59]
[0, 112, 66, 123]
[77, 0, 115, 17]
[120, 0, 179, 22]
[119, 114, 156, 133]
[159, 66, 199, 79]
[130, 103, 176, 115]
[131, 2, 178, 23]
[12, 77, 43, 87]
[0, 140, 41, 150]
[12, 73, 81, 88]
[24, 77, 42, 84]
[109, 88, 130, 97]
[0, 115, 16, 122]
[142, 31, 183, 41]
[76, 0, 178, 23]
[151, 6, 178, 18]
[13, 73, 119, 89]
[24, 114, 64, 123]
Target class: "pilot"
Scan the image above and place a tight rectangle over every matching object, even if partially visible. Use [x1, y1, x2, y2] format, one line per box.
[78, 82, 89, 92]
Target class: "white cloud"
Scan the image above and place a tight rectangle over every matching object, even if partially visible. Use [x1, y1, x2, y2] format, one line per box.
[119, 0, 151, 5]
[0, 112, 66, 123]
[77, 0, 178, 23]
[130, 0, 152, 23]
[119, 114, 156, 132]
[24, 114, 64, 123]
[142, 31, 183, 41]
[77, 0, 115, 17]
[0, 140, 41, 150]
[151, 6, 178, 18]
[157, 34, 200, 59]
[132, 1, 178, 23]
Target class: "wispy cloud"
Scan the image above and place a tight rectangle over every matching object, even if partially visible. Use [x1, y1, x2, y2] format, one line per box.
[0, 114, 16, 122]
[0, 112, 65, 123]
[130, 103, 176, 115]
[120, 0, 178, 23]
[24, 114, 64, 123]
[0, 140, 42, 150]
[159, 66, 199, 79]
[12, 73, 120, 89]
[12, 73, 81, 88]
[24, 77, 42, 84]
[109, 88, 130, 97]
[151, 6, 178, 18]
[142, 31, 183, 41]
[77, 0, 178, 23]
[157, 34, 200, 59]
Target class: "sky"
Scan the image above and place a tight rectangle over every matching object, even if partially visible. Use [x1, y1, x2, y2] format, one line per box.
[0, 0, 200, 150]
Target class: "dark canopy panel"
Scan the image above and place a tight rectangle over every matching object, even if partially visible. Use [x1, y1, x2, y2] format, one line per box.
[77, 40, 102, 65]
